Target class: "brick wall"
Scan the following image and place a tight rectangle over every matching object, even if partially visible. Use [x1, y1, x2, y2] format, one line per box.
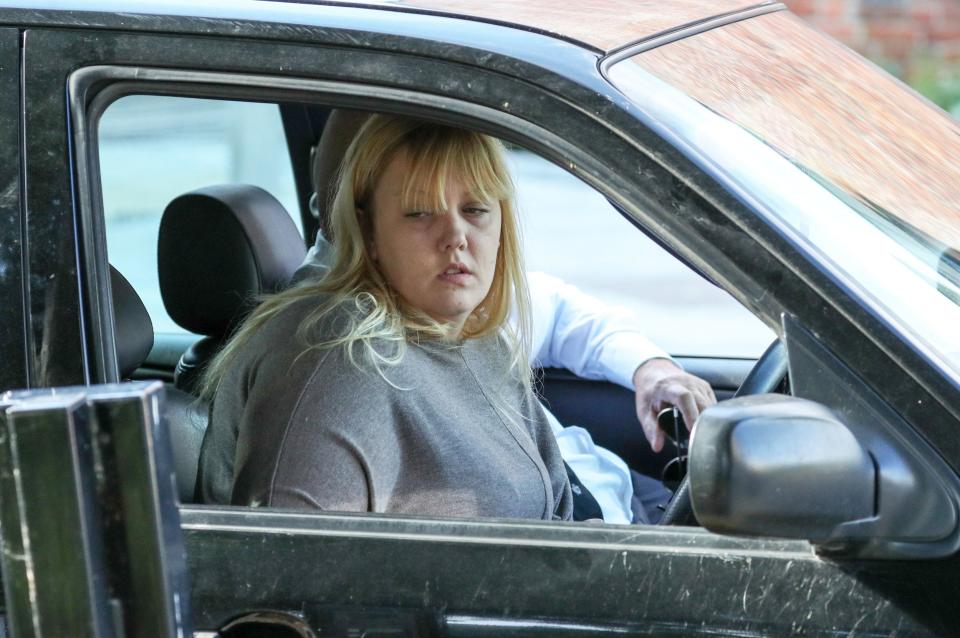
[786, 0, 960, 73]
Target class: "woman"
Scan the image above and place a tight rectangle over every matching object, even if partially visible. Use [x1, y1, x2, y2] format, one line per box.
[197, 114, 572, 520]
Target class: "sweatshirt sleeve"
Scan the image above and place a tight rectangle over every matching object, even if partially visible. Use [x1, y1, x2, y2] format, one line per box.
[230, 347, 377, 512]
[527, 271, 673, 390]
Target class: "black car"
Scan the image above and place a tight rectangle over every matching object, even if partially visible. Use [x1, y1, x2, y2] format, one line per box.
[1, 0, 960, 636]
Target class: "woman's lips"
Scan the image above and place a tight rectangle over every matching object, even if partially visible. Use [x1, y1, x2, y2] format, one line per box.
[439, 271, 471, 284]
[439, 265, 471, 284]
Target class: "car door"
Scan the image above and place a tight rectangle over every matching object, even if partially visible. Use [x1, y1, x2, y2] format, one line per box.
[7, 4, 960, 636]
[0, 26, 27, 396]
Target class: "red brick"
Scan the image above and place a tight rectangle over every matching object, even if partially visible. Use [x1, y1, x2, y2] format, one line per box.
[860, 4, 907, 20]
[785, 0, 816, 16]
[786, 0, 960, 69]
[884, 43, 917, 60]
[825, 23, 857, 42]
[868, 21, 919, 42]
[943, 0, 960, 19]
[908, 8, 937, 29]
[930, 25, 960, 42]
[821, 0, 849, 17]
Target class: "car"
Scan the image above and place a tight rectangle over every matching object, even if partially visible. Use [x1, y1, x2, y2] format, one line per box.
[1, 0, 959, 635]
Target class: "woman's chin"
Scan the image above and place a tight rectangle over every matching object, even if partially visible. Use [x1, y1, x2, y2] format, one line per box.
[422, 304, 476, 332]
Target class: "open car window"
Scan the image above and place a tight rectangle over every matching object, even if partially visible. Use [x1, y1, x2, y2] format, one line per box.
[95, 93, 774, 522]
[99, 94, 773, 359]
[511, 149, 774, 358]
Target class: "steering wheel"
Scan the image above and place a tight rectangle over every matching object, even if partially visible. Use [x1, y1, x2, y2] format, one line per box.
[658, 338, 788, 525]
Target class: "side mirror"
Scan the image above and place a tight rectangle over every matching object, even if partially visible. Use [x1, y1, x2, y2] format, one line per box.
[689, 395, 876, 543]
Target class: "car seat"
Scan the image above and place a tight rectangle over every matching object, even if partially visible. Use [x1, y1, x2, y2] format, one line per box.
[157, 184, 306, 395]
[111, 265, 207, 503]
[309, 108, 370, 241]
[156, 184, 306, 503]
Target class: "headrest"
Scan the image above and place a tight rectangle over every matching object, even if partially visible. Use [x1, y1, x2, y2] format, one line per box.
[158, 184, 305, 337]
[311, 109, 370, 241]
[110, 266, 154, 379]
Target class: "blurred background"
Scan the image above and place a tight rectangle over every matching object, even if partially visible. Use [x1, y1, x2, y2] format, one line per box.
[788, 0, 960, 116]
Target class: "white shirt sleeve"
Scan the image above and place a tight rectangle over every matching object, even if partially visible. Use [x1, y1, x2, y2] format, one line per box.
[526, 271, 672, 390]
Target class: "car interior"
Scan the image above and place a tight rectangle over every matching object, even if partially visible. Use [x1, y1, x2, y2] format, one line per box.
[105, 100, 762, 511]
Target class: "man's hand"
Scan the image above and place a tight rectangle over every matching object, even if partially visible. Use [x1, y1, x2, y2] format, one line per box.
[633, 358, 717, 452]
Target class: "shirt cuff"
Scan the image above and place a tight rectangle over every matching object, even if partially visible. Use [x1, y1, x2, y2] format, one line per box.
[598, 331, 674, 390]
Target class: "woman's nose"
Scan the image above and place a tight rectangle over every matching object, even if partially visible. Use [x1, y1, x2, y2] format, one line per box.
[438, 211, 468, 252]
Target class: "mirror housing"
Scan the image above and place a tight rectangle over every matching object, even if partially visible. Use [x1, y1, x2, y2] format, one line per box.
[689, 395, 876, 543]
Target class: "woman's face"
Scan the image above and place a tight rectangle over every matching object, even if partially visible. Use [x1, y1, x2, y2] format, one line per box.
[368, 150, 502, 334]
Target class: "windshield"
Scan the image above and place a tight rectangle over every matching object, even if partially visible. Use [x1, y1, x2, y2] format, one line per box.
[608, 10, 960, 382]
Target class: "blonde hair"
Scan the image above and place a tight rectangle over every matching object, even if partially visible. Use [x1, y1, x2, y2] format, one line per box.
[200, 114, 532, 399]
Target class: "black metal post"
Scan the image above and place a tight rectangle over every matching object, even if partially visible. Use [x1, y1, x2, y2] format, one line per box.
[0, 382, 191, 638]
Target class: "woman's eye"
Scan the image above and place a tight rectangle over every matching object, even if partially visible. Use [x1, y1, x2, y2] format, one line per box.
[405, 211, 431, 219]
[464, 206, 490, 216]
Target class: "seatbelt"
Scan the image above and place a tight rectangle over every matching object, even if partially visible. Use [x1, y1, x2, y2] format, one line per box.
[564, 461, 604, 521]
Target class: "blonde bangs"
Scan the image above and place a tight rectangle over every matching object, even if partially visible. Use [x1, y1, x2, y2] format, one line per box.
[398, 129, 513, 215]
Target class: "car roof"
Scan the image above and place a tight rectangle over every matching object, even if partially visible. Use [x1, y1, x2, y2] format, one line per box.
[0, 0, 781, 53]
[266, 0, 777, 52]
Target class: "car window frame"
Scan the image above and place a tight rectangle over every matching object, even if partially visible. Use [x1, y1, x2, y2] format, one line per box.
[74, 67, 773, 385]
[0, 27, 27, 392]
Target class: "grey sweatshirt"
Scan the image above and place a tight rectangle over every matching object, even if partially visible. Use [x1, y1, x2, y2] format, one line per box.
[198, 297, 573, 521]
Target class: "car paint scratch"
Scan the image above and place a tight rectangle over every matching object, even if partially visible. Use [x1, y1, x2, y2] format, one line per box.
[0, 178, 15, 209]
